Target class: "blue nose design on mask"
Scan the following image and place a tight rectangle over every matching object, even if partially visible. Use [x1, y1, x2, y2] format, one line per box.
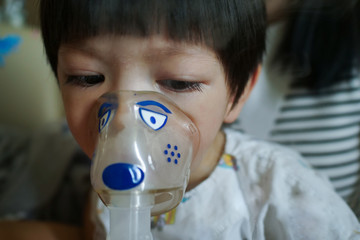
[102, 163, 145, 190]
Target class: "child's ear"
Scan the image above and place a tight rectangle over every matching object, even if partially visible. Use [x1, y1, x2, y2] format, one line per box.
[224, 65, 261, 124]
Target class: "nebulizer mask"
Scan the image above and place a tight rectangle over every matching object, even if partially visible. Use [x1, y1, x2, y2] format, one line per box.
[91, 91, 199, 240]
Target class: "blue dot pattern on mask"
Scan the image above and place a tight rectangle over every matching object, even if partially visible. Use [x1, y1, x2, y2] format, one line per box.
[164, 144, 181, 165]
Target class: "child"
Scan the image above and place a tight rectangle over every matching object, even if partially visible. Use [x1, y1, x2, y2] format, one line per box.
[37, 0, 360, 239]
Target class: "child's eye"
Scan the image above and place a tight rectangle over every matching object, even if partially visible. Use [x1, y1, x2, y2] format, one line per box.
[158, 80, 203, 92]
[66, 74, 105, 87]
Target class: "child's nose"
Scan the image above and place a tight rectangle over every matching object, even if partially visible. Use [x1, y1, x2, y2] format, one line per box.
[112, 69, 155, 92]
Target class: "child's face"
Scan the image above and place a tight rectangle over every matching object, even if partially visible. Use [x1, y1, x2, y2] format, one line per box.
[57, 35, 243, 176]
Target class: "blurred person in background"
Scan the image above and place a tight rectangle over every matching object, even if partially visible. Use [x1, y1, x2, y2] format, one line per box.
[232, 0, 360, 217]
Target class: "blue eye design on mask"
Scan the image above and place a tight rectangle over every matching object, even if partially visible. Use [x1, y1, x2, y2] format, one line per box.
[137, 100, 172, 131]
[98, 103, 115, 132]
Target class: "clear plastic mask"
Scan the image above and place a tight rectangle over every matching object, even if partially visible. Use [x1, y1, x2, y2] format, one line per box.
[91, 91, 199, 239]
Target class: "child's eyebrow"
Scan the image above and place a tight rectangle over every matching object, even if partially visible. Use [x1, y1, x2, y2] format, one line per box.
[144, 46, 205, 59]
[58, 44, 105, 60]
[143, 40, 216, 60]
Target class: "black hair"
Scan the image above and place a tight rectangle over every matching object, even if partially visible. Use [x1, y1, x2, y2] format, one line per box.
[273, 0, 360, 90]
[40, 0, 266, 103]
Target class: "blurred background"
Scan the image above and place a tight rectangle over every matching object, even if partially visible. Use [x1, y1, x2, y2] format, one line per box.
[0, 1, 89, 225]
[0, 0, 64, 131]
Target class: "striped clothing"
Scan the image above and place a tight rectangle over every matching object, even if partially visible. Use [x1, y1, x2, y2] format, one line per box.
[232, 23, 360, 217]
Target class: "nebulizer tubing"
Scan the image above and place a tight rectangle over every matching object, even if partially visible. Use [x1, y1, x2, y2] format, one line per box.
[91, 91, 199, 240]
[109, 194, 153, 240]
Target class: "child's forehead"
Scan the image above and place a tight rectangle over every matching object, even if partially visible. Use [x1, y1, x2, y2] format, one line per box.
[59, 34, 219, 61]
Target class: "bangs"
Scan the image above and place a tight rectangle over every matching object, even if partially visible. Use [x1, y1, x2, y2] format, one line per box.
[45, 0, 243, 50]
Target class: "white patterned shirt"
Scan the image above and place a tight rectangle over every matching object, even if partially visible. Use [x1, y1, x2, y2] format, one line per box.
[93, 128, 360, 240]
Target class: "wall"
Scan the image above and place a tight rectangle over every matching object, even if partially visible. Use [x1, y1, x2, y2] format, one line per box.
[0, 2, 64, 131]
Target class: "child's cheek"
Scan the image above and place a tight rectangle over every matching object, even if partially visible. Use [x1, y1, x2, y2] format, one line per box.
[84, 108, 102, 158]
[66, 105, 99, 159]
